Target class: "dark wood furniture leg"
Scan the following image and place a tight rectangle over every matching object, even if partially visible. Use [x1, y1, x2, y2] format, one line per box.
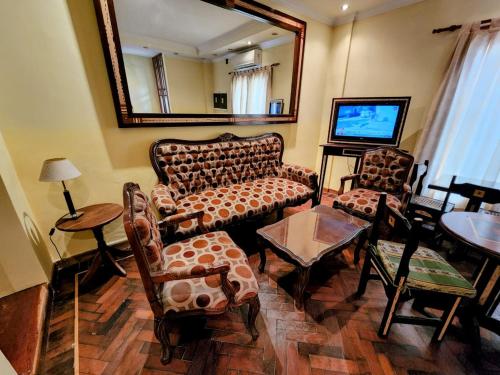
[258, 237, 267, 273]
[80, 226, 127, 285]
[295, 266, 311, 310]
[318, 153, 328, 203]
[248, 296, 260, 340]
[353, 229, 368, 265]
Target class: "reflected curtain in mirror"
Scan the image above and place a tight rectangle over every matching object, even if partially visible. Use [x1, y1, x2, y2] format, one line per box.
[232, 66, 271, 114]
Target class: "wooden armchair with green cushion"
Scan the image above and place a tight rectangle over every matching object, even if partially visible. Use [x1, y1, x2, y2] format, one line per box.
[356, 193, 476, 342]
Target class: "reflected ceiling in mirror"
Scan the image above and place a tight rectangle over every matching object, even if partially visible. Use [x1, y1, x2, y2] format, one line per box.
[93, 0, 306, 127]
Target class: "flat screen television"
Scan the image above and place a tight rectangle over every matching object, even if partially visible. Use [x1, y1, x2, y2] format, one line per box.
[327, 97, 411, 146]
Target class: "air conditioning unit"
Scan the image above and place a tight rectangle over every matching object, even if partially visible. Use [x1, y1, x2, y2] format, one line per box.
[231, 49, 262, 70]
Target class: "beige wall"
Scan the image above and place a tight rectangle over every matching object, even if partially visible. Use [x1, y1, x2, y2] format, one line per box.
[0, 0, 332, 261]
[164, 56, 212, 113]
[0, 132, 49, 296]
[262, 42, 294, 113]
[212, 59, 233, 113]
[123, 53, 161, 113]
[318, 0, 500, 189]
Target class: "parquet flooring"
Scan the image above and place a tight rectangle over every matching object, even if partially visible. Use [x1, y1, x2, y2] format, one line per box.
[41, 193, 500, 375]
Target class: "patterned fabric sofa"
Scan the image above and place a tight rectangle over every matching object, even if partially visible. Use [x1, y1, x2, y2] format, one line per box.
[150, 133, 319, 237]
[333, 147, 414, 220]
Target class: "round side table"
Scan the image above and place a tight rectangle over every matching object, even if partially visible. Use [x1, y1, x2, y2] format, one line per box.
[56, 203, 125, 285]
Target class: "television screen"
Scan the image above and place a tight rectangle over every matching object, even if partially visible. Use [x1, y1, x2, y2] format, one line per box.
[328, 97, 410, 146]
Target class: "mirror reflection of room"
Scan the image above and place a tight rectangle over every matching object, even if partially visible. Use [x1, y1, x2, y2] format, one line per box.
[116, 0, 294, 115]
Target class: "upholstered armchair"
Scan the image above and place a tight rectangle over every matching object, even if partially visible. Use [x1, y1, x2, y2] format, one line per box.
[333, 147, 414, 220]
[123, 182, 260, 364]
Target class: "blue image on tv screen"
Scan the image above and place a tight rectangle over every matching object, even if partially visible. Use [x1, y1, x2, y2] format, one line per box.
[335, 104, 399, 138]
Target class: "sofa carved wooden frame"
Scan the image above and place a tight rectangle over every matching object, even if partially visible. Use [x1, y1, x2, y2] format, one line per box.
[123, 182, 260, 364]
[93, 0, 306, 127]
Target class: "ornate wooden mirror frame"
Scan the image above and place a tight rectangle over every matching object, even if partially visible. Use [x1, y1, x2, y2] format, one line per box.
[93, 0, 306, 128]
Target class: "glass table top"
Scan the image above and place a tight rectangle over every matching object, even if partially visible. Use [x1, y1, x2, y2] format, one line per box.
[257, 205, 370, 267]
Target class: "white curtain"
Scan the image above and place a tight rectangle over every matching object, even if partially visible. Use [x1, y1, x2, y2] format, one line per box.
[415, 19, 500, 205]
[231, 67, 271, 114]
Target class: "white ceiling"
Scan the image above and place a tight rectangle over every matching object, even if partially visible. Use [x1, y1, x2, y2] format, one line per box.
[270, 0, 424, 25]
[115, 0, 251, 46]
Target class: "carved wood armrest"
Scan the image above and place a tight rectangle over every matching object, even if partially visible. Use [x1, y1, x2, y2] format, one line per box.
[159, 210, 207, 237]
[150, 261, 230, 283]
[338, 174, 360, 195]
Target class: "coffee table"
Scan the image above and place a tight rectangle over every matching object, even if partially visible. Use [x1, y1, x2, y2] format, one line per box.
[257, 205, 370, 309]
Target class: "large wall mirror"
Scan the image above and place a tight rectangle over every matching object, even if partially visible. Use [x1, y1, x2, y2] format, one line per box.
[93, 0, 306, 127]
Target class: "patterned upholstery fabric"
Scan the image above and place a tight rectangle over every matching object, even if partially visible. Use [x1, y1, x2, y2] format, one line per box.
[154, 136, 283, 202]
[375, 240, 476, 298]
[131, 190, 164, 272]
[333, 188, 402, 218]
[358, 148, 413, 194]
[151, 184, 177, 216]
[161, 231, 259, 313]
[280, 163, 317, 190]
[174, 178, 314, 236]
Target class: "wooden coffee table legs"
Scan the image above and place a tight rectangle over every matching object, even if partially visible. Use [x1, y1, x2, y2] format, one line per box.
[257, 240, 310, 310]
[295, 266, 311, 310]
[80, 227, 127, 285]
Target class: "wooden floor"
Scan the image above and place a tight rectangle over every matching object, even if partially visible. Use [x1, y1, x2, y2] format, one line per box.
[41, 195, 500, 375]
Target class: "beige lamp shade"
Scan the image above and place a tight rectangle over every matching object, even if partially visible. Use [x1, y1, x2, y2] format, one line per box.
[39, 158, 81, 182]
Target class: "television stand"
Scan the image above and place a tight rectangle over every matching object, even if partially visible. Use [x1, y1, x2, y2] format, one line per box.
[318, 143, 378, 203]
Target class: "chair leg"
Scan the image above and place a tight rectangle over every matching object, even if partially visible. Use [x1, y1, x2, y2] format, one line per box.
[356, 250, 372, 297]
[378, 286, 402, 338]
[354, 230, 367, 265]
[277, 208, 284, 221]
[154, 317, 172, 364]
[432, 296, 462, 342]
[248, 296, 260, 340]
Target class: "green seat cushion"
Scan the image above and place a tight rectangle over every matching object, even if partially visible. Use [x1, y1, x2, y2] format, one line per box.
[374, 240, 476, 298]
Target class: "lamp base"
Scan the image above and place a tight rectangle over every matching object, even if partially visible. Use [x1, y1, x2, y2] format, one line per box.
[61, 211, 84, 220]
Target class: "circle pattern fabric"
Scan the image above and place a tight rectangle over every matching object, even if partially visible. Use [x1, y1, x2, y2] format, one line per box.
[155, 137, 283, 202]
[174, 177, 313, 236]
[161, 231, 259, 313]
[333, 188, 402, 218]
[358, 149, 413, 193]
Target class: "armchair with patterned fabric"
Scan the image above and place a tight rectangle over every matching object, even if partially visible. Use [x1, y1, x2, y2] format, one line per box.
[333, 146, 414, 220]
[123, 182, 260, 364]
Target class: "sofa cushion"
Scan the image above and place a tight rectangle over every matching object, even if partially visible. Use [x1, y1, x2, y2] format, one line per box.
[161, 231, 259, 313]
[333, 188, 401, 219]
[153, 135, 283, 201]
[375, 240, 476, 298]
[175, 177, 314, 236]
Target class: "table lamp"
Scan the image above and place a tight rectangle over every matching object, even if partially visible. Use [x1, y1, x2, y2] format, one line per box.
[39, 158, 83, 220]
